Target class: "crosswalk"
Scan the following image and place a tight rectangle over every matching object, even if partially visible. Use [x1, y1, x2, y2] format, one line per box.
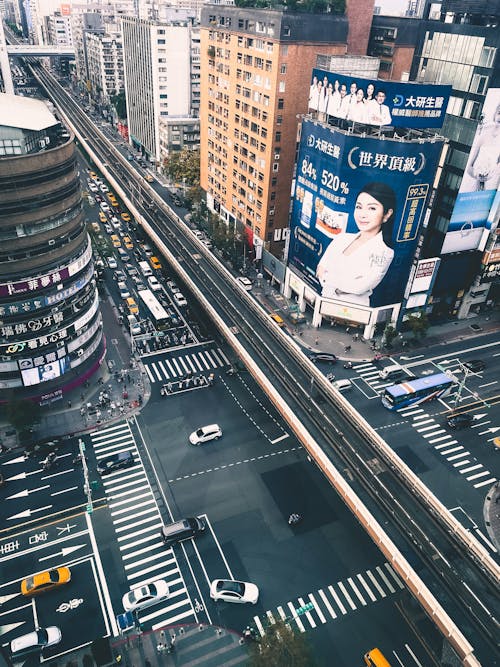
[399, 405, 497, 490]
[90, 422, 196, 630]
[352, 362, 394, 397]
[253, 562, 404, 635]
[143, 346, 230, 384]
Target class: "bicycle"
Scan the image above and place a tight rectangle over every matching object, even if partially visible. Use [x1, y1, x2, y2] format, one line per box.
[194, 598, 204, 613]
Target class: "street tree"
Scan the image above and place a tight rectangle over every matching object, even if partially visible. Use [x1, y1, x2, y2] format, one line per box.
[406, 311, 429, 339]
[382, 324, 398, 348]
[110, 92, 127, 120]
[163, 149, 200, 187]
[248, 620, 316, 666]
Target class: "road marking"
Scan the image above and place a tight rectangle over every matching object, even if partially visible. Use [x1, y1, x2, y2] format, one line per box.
[453, 459, 471, 467]
[422, 429, 446, 439]
[347, 577, 367, 606]
[459, 464, 482, 474]
[479, 381, 497, 387]
[447, 451, 470, 461]
[376, 566, 395, 593]
[270, 434, 289, 444]
[416, 424, 440, 433]
[435, 441, 457, 449]
[439, 446, 464, 456]
[474, 477, 497, 488]
[467, 471, 491, 481]
[356, 574, 377, 602]
[254, 615, 265, 636]
[366, 570, 386, 598]
[318, 589, 337, 619]
[0, 621, 26, 636]
[328, 585, 347, 614]
[384, 564, 404, 589]
[309, 593, 326, 623]
[85, 512, 118, 635]
[7, 505, 52, 521]
[287, 601, 305, 632]
[337, 581, 356, 610]
[51, 486, 79, 496]
[429, 435, 452, 444]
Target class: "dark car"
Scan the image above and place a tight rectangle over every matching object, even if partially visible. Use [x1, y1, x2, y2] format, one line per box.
[464, 359, 486, 373]
[309, 352, 337, 364]
[446, 413, 473, 429]
[160, 517, 206, 547]
[97, 450, 135, 475]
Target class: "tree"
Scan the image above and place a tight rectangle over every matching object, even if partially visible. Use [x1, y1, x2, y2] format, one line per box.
[405, 311, 429, 339]
[110, 92, 127, 119]
[248, 620, 316, 666]
[4, 399, 41, 433]
[382, 324, 398, 348]
[163, 149, 200, 187]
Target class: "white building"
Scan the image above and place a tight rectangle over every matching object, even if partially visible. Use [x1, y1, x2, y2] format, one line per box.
[122, 14, 198, 163]
[44, 12, 73, 46]
[86, 31, 124, 103]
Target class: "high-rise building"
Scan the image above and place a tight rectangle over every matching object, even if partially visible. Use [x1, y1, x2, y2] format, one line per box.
[86, 31, 124, 106]
[0, 94, 105, 401]
[122, 13, 199, 163]
[199, 5, 354, 255]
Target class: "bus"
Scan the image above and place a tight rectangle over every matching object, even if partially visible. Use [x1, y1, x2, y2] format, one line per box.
[139, 289, 170, 330]
[381, 372, 455, 411]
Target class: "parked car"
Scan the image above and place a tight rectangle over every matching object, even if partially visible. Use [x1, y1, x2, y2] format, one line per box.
[236, 276, 252, 291]
[446, 413, 473, 429]
[21, 567, 71, 597]
[269, 313, 284, 327]
[97, 450, 135, 475]
[122, 580, 170, 612]
[189, 424, 222, 445]
[463, 359, 485, 372]
[209, 579, 259, 604]
[309, 352, 337, 364]
[332, 379, 352, 392]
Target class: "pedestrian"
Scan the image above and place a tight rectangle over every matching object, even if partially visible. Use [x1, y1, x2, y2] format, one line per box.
[81, 394, 85, 402]
[127, 374, 131, 383]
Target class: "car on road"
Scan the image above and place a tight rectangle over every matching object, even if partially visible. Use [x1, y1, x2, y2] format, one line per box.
[150, 256, 162, 270]
[173, 292, 188, 307]
[269, 313, 285, 327]
[100, 184, 109, 193]
[145, 174, 154, 182]
[21, 567, 71, 597]
[309, 352, 337, 364]
[121, 213, 131, 222]
[160, 517, 206, 546]
[88, 182, 98, 193]
[123, 236, 134, 250]
[100, 202, 111, 213]
[126, 297, 139, 314]
[166, 279, 179, 293]
[463, 359, 486, 372]
[128, 314, 141, 335]
[99, 211, 107, 223]
[107, 257, 118, 269]
[446, 413, 473, 429]
[118, 281, 130, 299]
[89, 171, 97, 180]
[111, 234, 121, 248]
[209, 579, 259, 605]
[189, 424, 222, 445]
[236, 276, 253, 291]
[10, 627, 62, 659]
[97, 450, 135, 475]
[332, 379, 352, 392]
[148, 276, 161, 292]
[122, 580, 170, 613]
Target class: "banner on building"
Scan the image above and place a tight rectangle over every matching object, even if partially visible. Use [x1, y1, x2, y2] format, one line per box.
[287, 120, 443, 309]
[442, 88, 500, 254]
[309, 68, 451, 129]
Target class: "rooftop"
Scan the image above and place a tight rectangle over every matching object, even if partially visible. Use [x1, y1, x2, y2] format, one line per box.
[0, 93, 59, 132]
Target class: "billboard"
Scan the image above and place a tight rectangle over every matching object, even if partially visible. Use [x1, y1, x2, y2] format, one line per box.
[309, 68, 451, 129]
[442, 88, 500, 254]
[20, 357, 69, 387]
[287, 120, 443, 309]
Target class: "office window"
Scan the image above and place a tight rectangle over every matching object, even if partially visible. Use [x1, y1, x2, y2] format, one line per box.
[275, 132, 281, 142]
[279, 81, 285, 92]
[281, 45, 288, 56]
[280, 64, 287, 74]
[278, 98, 284, 110]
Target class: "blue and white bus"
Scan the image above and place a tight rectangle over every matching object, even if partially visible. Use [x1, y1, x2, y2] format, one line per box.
[382, 372, 455, 410]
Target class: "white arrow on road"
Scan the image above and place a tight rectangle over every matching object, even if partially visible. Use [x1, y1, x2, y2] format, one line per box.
[7, 505, 52, 521]
[479, 427, 500, 435]
[473, 413, 488, 421]
[2, 455, 28, 465]
[39, 544, 87, 562]
[5, 485, 50, 500]
[3, 471, 40, 482]
[0, 622, 25, 636]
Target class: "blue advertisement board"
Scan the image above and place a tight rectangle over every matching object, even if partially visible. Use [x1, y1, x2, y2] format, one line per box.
[309, 68, 451, 129]
[288, 120, 443, 308]
[441, 88, 500, 254]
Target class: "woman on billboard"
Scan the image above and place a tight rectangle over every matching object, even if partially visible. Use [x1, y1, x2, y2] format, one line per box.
[316, 182, 396, 306]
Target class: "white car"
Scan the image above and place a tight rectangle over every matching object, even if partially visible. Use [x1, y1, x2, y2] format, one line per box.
[100, 184, 109, 193]
[100, 202, 111, 213]
[10, 627, 62, 657]
[88, 182, 98, 193]
[209, 579, 259, 604]
[107, 257, 118, 269]
[173, 292, 188, 307]
[148, 276, 162, 292]
[237, 276, 252, 291]
[189, 424, 222, 445]
[122, 579, 169, 613]
[118, 281, 130, 299]
[332, 379, 352, 392]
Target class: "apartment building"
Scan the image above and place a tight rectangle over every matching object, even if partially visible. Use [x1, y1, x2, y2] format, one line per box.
[86, 31, 124, 104]
[199, 5, 351, 255]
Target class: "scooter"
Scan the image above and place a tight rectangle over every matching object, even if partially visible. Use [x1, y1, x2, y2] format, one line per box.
[343, 361, 353, 369]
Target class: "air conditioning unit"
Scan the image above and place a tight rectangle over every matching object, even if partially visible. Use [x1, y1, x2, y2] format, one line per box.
[274, 153, 280, 160]
[77, 349, 84, 356]
[48, 239, 56, 246]
[269, 208, 275, 216]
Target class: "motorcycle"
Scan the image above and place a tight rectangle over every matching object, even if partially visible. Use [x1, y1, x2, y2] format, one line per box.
[288, 513, 302, 525]
[343, 361, 353, 369]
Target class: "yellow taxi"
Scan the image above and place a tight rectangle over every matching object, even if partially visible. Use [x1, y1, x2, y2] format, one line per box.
[270, 313, 285, 327]
[145, 174, 154, 183]
[149, 256, 162, 270]
[121, 213, 131, 222]
[123, 236, 133, 250]
[493, 437, 500, 449]
[91, 222, 100, 233]
[21, 567, 71, 597]
[111, 199, 119, 207]
[99, 211, 107, 223]
[89, 171, 97, 180]
[111, 234, 121, 248]
[126, 297, 139, 314]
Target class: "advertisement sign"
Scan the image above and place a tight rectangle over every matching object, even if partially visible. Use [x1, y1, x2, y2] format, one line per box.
[20, 357, 69, 387]
[287, 120, 443, 309]
[309, 68, 451, 129]
[410, 257, 441, 294]
[442, 88, 500, 254]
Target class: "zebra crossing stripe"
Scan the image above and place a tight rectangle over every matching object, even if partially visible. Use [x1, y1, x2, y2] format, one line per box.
[158, 361, 169, 378]
[266, 611, 276, 625]
[211, 349, 223, 365]
[474, 477, 497, 488]
[165, 359, 177, 377]
[119, 533, 160, 550]
[172, 358, 183, 375]
[318, 589, 337, 619]
[124, 550, 171, 570]
[254, 615, 265, 636]
[309, 593, 326, 623]
[178, 357, 190, 374]
[145, 365, 155, 382]
[453, 459, 471, 467]
[356, 574, 376, 602]
[115, 515, 159, 534]
[184, 356, 197, 373]
[447, 451, 470, 461]
[347, 577, 366, 606]
[198, 352, 210, 370]
[384, 563, 404, 589]
[117, 525, 161, 543]
[206, 350, 219, 369]
[467, 470, 491, 481]
[110, 491, 152, 509]
[460, 464, 482, 474]
[297, 596, 316, 627]
[337, 582, 356, 610]
[439, 446, 463, 456]
[277, 605, 287, 621]
[416, 424, 439, 433]
[287, 601, 305, 632]
[217, 347, 230, 364]
[191, 354, 203, 371]
[112, 503, 157, 521]
[151, 363, 162, 381]
[328, 585, 347, 614]
[376, 566, 395, 593]
[365, 570, 386, 598]
[109, 484, 150, 501]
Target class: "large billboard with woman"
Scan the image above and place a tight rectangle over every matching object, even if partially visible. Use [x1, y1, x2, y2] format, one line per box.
[287, 120, 444, 308]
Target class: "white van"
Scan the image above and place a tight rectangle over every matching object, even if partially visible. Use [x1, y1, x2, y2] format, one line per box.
[138, 260, 153, 278]
[379, 364, 405, 380]
[127, 314, 141, 335]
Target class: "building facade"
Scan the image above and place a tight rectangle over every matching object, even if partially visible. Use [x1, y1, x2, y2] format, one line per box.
[0, 94, 105, 402]
[199, 5, 351, 255]
[86, 31, 124, 105]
